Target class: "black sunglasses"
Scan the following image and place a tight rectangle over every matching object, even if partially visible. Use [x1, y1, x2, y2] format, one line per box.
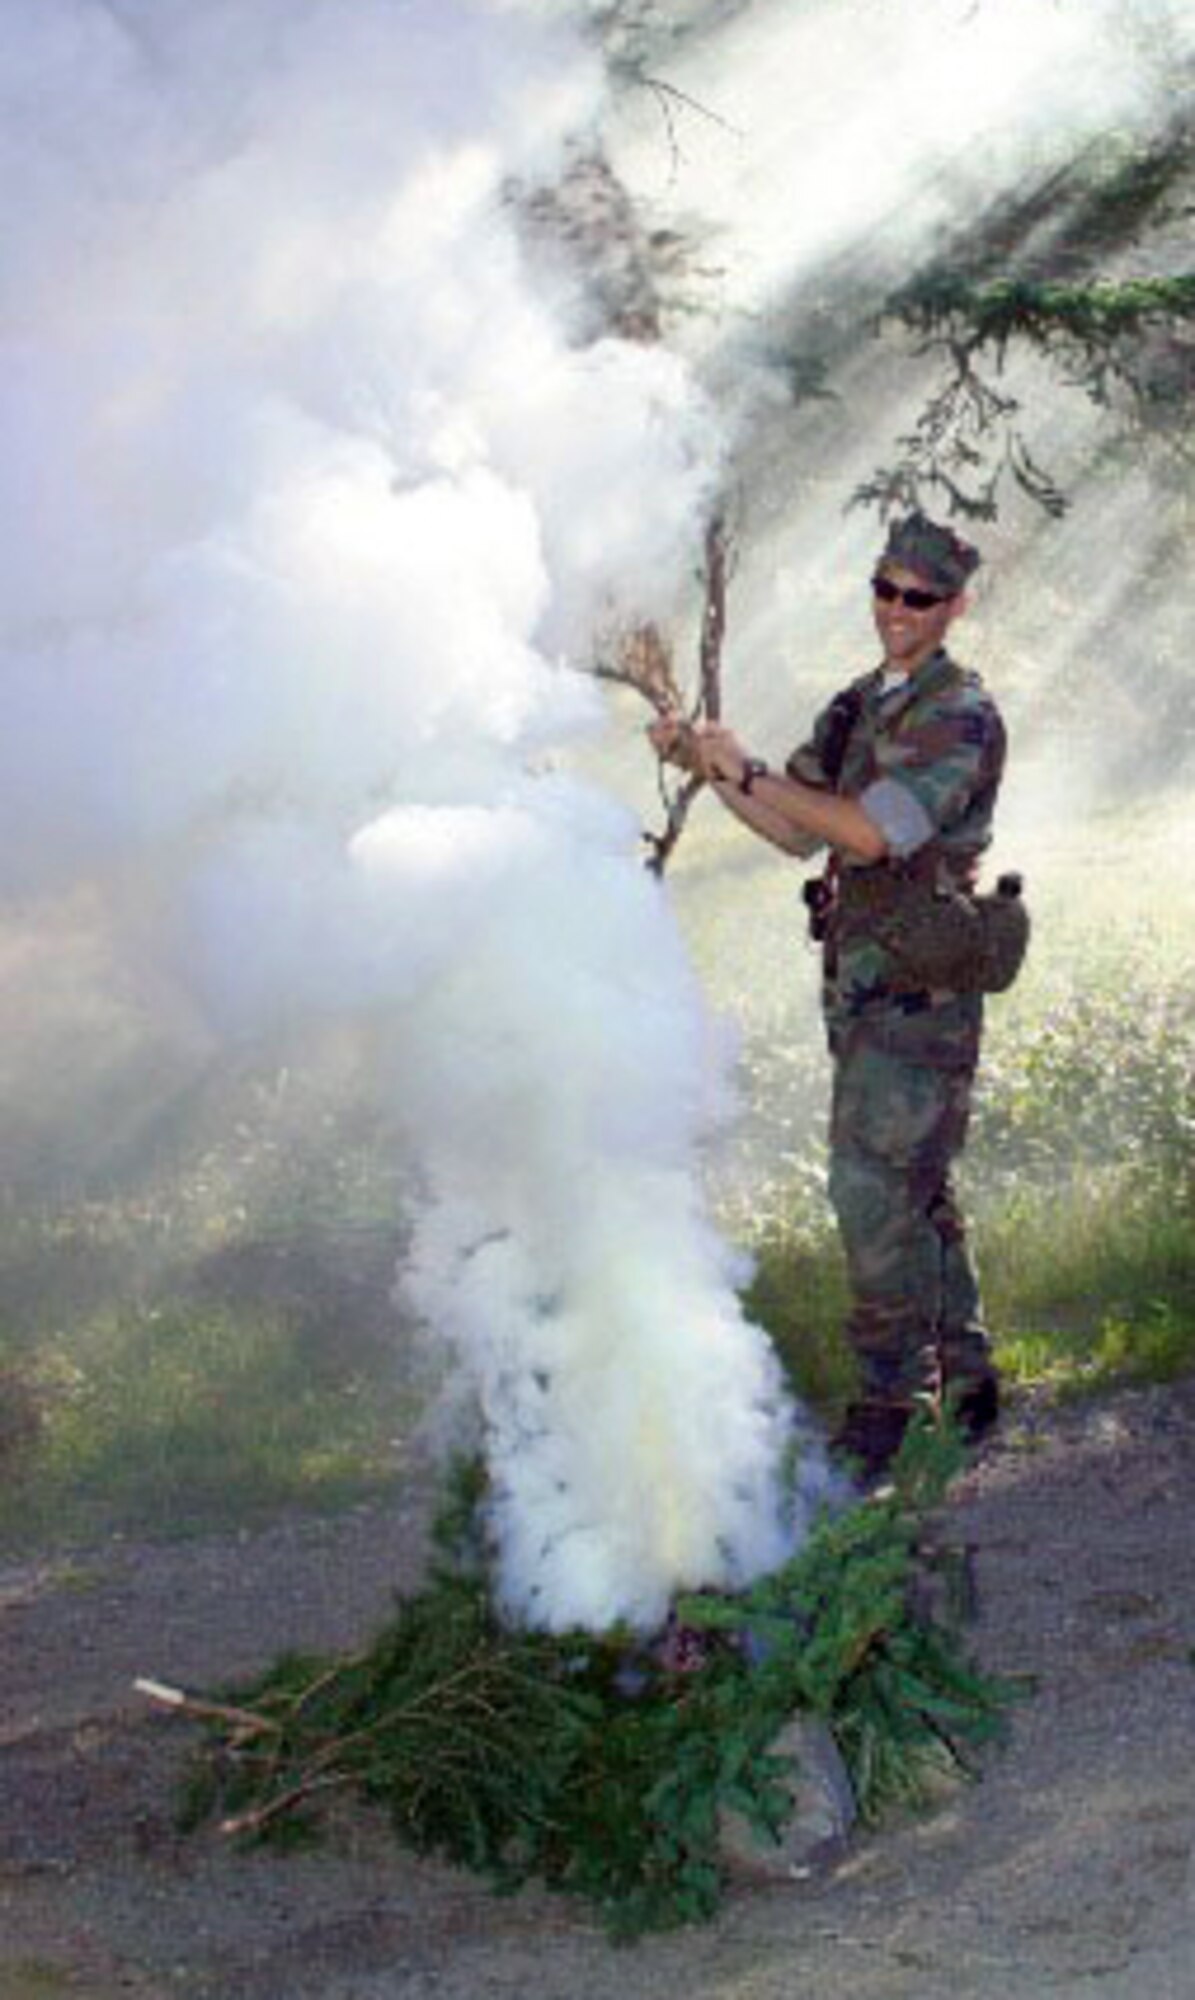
[871, 574, 951, 611]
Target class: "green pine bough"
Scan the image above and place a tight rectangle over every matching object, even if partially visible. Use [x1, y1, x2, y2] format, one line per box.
[177, 1422, 1023, 1938]
[849, 269, 1195, 520]
[890, 272, 1195, 365]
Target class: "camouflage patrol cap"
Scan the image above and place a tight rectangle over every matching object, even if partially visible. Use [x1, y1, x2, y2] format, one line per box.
[880, 511, 981, 595]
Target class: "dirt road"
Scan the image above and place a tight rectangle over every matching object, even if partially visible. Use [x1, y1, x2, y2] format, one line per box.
[3, 1382, 1194, 2000]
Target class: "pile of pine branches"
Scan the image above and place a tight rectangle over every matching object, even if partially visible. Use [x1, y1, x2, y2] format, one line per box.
[172, 1424, 1020, 1937]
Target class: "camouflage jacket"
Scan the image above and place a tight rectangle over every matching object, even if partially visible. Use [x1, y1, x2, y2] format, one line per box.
[786, 647, 1006, 1067]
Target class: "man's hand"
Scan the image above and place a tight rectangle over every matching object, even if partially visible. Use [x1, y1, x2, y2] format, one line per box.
[687, 722, 748, 787]
[647, 713, 751, 785]
[647, 710, 699, 773]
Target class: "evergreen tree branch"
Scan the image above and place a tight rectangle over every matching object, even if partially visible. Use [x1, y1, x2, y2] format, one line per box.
[854, 272, 1195, 519]
[168, 1421, 1022, 1936]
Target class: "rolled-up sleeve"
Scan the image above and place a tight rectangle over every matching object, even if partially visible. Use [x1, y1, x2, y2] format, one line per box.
[858, 776, 935, 856]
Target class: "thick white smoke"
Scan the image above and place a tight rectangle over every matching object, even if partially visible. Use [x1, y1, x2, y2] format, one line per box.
[1, 0, 834, 1629]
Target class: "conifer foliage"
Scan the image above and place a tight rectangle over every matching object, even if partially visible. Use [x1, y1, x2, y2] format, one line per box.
[177, 1424, 1019, 1936]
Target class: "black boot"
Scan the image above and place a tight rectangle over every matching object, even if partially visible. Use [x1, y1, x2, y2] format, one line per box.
[830, 1399, 912, 1483]
[951, 1372, 1000, 1444]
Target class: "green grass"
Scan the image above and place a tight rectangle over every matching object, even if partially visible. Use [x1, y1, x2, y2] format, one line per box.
[0, 1053, 417, 1550]
[737, 1171, 1195, 1418]
[0, 1296, 411, 1549]
[978, 1177, 1195, 1392]
[742, 1225, 853, 1411]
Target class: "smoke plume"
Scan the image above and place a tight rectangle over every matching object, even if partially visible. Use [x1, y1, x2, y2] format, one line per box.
[0, 0, 837, 1630]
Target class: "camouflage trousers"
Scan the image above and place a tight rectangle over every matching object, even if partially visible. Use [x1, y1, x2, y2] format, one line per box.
[827, 1036, 992, 1404]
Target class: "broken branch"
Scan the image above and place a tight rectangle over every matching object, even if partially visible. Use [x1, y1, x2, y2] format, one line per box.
[134, 1677, 282, 1741]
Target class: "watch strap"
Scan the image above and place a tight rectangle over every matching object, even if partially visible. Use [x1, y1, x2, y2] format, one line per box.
[739, 757, 769, 796]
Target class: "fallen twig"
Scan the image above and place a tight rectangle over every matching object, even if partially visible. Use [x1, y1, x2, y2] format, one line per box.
[219, 1770, 357, 1839]
[134, 1677, 282, 1741]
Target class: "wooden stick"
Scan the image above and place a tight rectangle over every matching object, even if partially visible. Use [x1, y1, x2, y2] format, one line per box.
[133, 1678, 281, 1739]
[219, 1770, 355, 1839]
[644, 512, 730, 874]
[698, 514, 727, 724]
[644, 772, 705, 877]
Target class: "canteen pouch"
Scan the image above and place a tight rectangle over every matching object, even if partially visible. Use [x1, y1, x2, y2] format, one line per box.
[837, 868, 1030, 996]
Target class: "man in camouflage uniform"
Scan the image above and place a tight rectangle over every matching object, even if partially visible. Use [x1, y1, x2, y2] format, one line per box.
[650, 512, 1005, 1479]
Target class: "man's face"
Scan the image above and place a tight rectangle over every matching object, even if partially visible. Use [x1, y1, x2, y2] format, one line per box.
[871, 560, 962, 672]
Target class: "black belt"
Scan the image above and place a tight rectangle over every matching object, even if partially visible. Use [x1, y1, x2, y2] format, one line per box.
[846, 987, 936, 1020]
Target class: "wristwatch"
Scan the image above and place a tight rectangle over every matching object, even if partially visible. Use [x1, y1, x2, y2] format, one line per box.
[738, 757, 769, 796]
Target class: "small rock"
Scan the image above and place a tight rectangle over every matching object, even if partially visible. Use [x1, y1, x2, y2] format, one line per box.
[718, 1714, 857, 1881]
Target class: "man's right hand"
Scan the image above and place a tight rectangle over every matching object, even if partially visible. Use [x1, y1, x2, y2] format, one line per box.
[647, 711, 699, 772]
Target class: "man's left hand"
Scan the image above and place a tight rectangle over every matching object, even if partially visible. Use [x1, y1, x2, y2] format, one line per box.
[688, 722, 748, 786]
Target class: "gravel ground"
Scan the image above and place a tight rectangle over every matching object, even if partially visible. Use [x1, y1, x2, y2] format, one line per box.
[3, 1380, 1195, 2000]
